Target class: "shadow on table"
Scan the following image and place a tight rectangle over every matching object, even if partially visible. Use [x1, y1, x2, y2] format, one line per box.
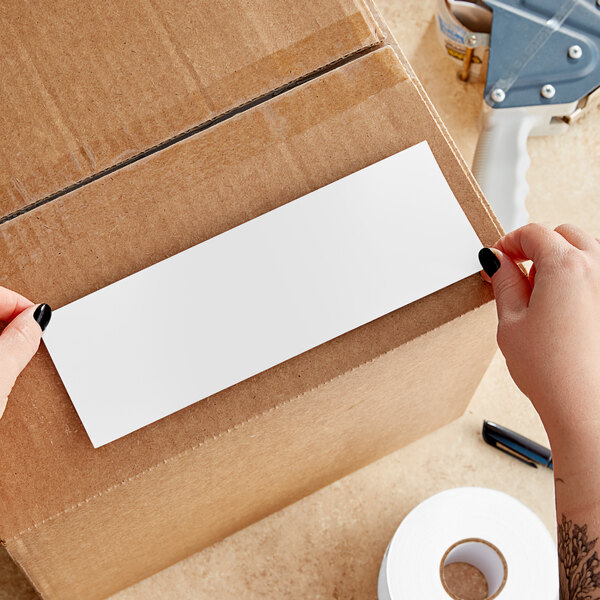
[0, 546, 38, 600]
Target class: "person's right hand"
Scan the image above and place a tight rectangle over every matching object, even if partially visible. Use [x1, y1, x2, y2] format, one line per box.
[480, 224, 600, 599]
[0, 287, 51, 419]
[479, 223, 600, 439]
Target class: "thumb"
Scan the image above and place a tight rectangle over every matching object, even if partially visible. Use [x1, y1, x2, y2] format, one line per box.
[0, 304, 51, 418]
[478, 248, 531, 319]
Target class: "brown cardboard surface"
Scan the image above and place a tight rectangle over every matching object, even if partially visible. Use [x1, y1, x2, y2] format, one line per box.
[106, 350, 556, 600]
[0, 46, 499, 540]
[0, 0, 381, 217]
[0, 4, 501, 598]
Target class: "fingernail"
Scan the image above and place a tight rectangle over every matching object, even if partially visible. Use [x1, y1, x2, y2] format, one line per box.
[478, 248, 501, 278]
[33, 304, 52, 332]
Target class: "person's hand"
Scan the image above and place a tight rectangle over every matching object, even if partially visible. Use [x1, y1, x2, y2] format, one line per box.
[0, 287, 51, 419]
[478, 223, 600, 439]
[481, 225, 600, 597]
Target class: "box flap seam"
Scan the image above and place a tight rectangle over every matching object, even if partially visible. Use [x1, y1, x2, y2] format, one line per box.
[0, 40, 384, 228]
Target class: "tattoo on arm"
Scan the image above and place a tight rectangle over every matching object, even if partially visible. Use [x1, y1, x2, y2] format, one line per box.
[558, 514, 600, 600]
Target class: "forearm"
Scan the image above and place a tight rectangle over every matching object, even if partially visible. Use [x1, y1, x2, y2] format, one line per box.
[546, 422, 600, 599]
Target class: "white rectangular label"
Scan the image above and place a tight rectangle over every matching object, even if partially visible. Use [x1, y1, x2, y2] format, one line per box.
[43, 142, 483, 447]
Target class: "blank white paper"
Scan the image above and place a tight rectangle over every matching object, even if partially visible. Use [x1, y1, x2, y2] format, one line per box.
[43, 141, 483, 447]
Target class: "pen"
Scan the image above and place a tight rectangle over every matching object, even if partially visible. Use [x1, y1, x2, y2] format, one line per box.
[482, 420, 553, 470]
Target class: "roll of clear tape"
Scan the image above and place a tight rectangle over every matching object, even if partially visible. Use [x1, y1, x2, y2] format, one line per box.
[378, 487, 558, 599]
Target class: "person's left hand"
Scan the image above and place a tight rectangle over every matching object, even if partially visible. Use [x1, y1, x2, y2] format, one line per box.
[0, 287, 51, 419]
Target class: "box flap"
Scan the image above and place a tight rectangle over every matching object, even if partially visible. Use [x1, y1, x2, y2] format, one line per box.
[0, 0, 382, 217]
[0, 47, 500, 540]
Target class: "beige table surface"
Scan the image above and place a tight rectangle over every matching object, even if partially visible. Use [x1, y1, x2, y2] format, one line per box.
[1, 1, 598, 598]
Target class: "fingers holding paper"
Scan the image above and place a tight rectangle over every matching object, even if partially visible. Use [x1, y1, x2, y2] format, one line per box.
[494, 223, 571, 266]
[479, 247, 530, 317]
[554, 223, 599, 252]
[478, 222, 600, 432]
[0, 287, 51, 419]
[0, 286, 34, 321]
[479, 222, 597, 315]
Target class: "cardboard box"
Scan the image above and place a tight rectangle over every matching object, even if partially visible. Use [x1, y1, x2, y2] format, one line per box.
[0, 2, 502, 599]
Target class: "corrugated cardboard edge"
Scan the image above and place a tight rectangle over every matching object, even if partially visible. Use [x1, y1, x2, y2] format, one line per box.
[5, 301, 497, 599]
[363, 0, 504, 236]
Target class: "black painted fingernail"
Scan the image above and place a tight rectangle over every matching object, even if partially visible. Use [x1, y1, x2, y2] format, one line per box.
[33, 304, 52, 332]
[478, 248, 501, 278]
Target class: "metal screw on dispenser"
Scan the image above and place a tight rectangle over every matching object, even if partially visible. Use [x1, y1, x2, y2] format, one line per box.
[540, 84, 556, 99]
[490, 88, 506, 103]
[568, 45, 583, 59]
[467, 34, 478, 47]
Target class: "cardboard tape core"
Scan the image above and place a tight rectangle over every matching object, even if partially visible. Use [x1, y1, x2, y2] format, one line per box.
[440, 538, 507, 600]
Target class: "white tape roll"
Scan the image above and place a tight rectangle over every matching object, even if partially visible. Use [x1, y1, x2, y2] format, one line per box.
[378, 487, 558, 599]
